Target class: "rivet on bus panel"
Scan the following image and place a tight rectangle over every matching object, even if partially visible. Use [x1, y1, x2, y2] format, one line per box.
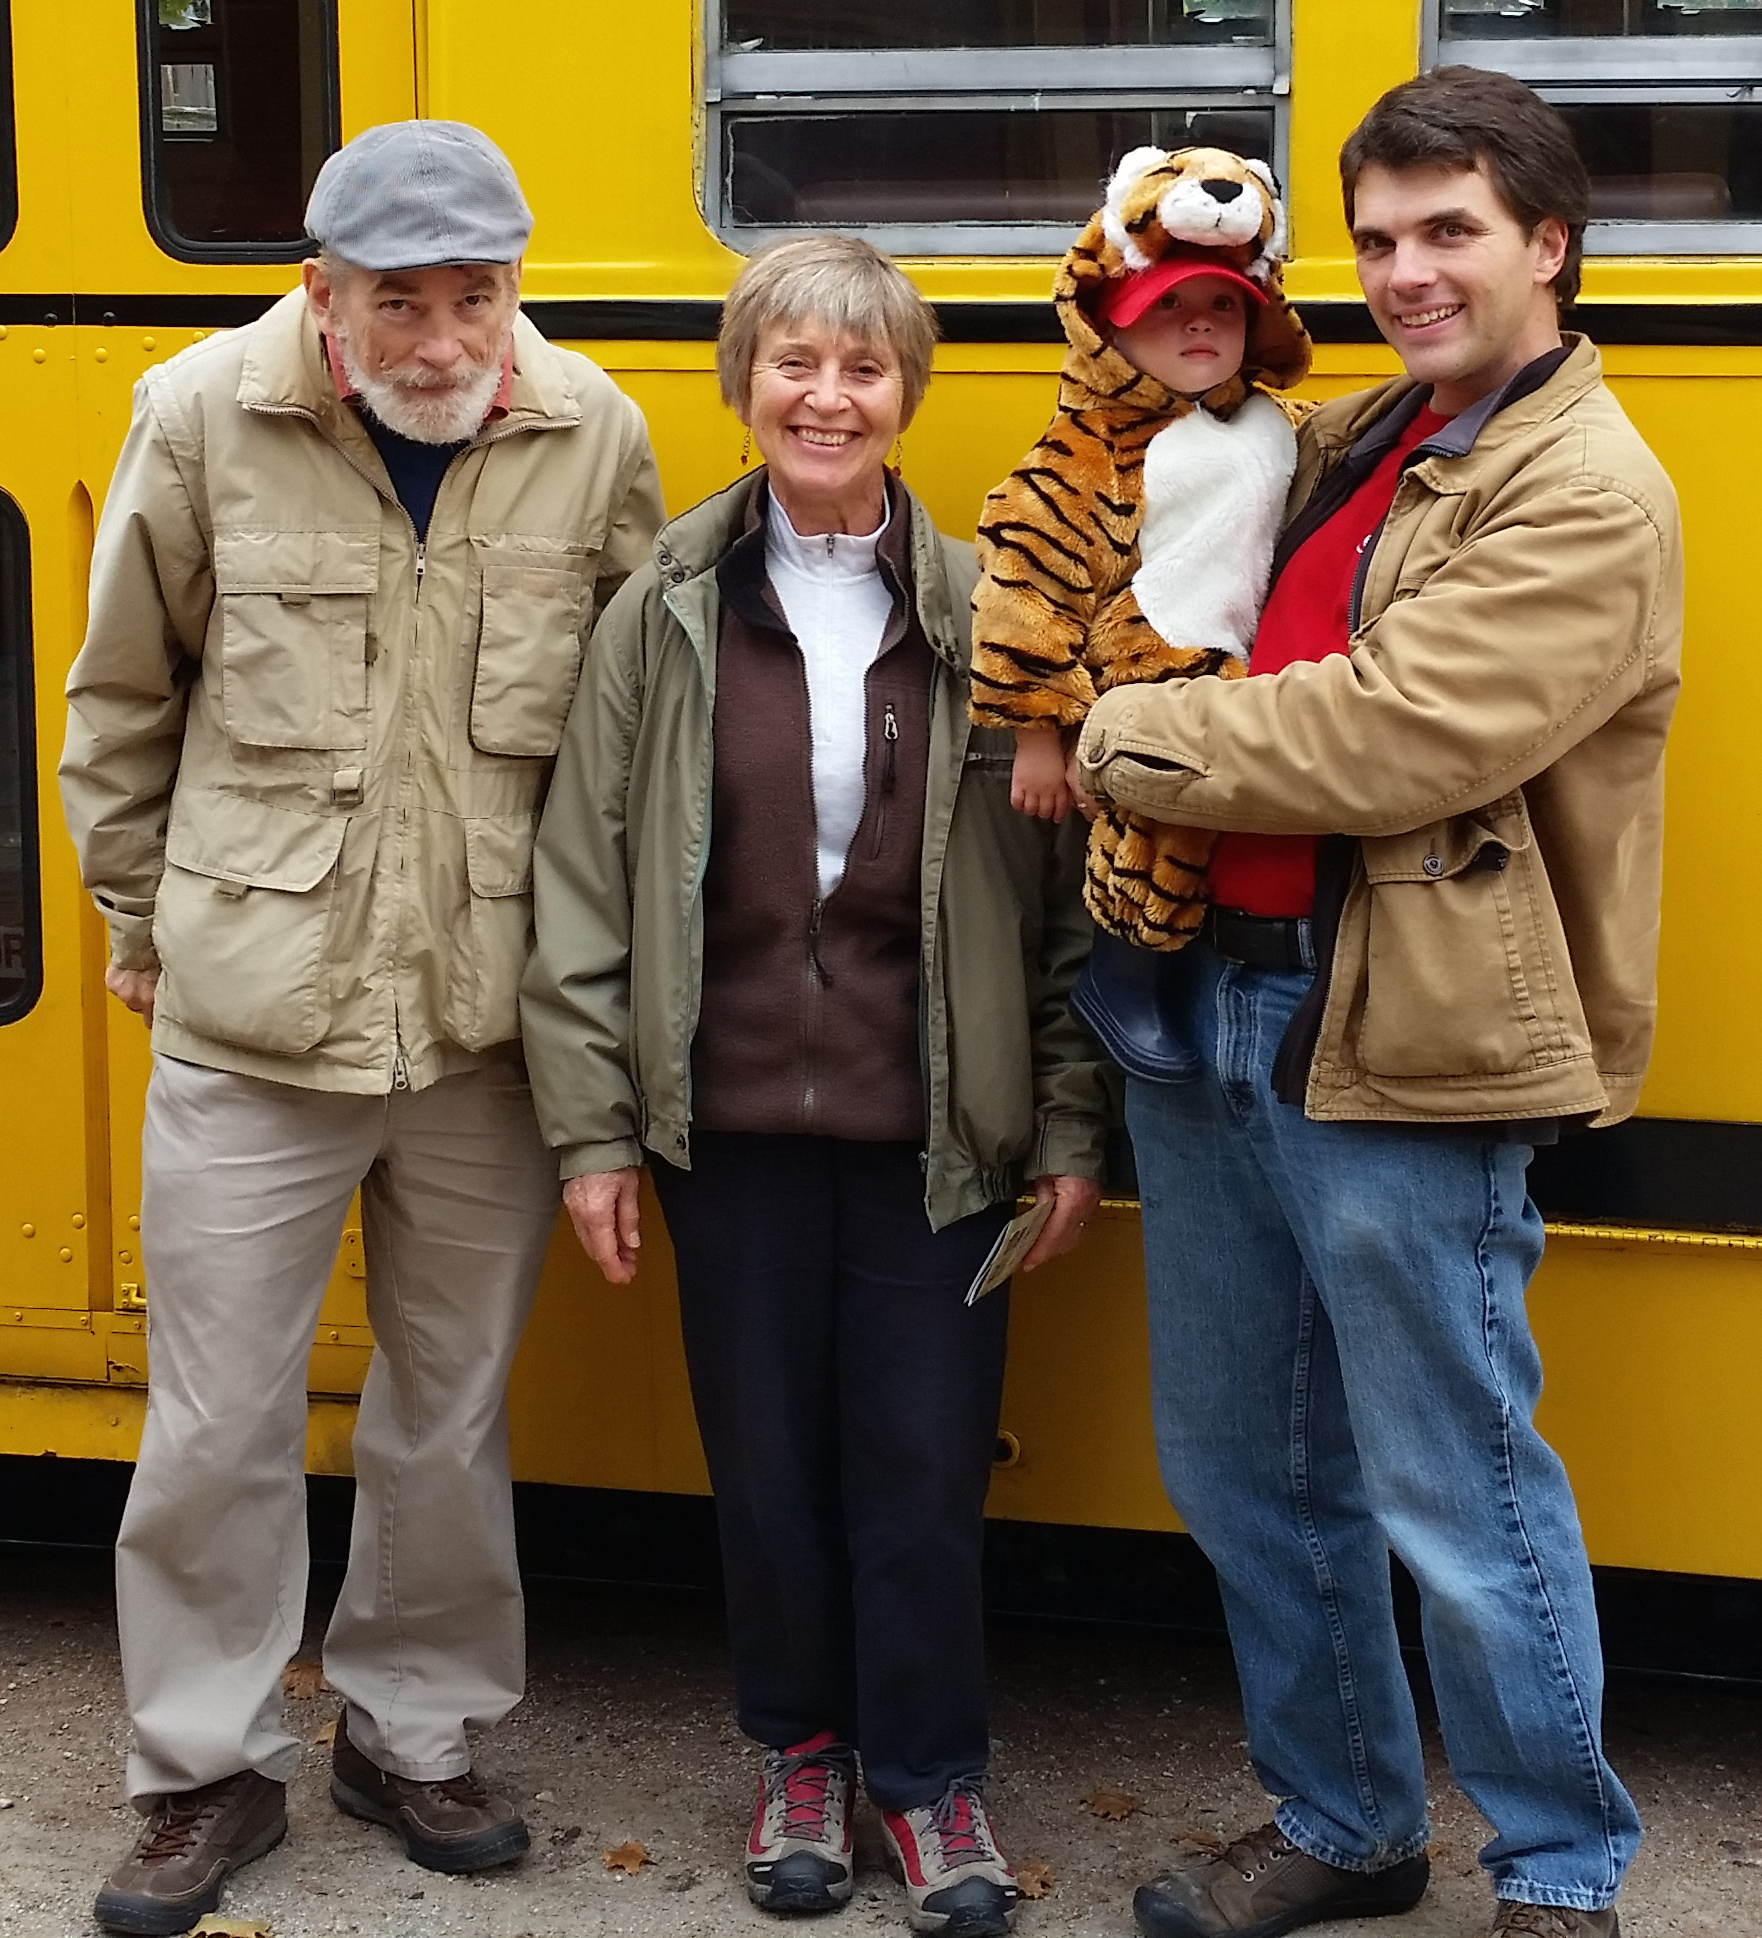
[128, 1215, 140, 1231]
[119, 1251, 133, 1265]
[72, 1213, 86, 1228]
[95, 348, 108, 363]
[20, 1224, 32, 1238]
[58, 1248, 72, 1262]
[31, 349, 44, 363]
[142, 337, 156, 351]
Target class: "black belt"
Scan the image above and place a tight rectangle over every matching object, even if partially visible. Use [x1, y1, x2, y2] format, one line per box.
[1204, 905, 1316, 973]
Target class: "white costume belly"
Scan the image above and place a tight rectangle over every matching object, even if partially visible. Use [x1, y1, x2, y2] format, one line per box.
[1131, 391, 1298, 661]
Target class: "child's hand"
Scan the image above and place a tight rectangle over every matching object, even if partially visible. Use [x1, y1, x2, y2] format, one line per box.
[1011, 729, 1075, 821]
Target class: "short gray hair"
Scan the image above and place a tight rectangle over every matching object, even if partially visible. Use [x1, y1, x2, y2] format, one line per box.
[717, 235, 939, 425]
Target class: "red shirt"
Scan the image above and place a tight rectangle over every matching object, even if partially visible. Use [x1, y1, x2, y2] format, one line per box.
[1208, 404, 1451, 918]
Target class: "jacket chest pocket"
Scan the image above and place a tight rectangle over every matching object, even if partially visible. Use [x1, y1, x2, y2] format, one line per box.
[213, 530, 378, 752]
[469, 539, 591, 758]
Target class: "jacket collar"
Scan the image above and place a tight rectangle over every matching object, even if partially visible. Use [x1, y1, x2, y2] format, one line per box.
[235, 287, 582, 435]
[656, 469, 968, 671]
[1311, 331, 1603, 465]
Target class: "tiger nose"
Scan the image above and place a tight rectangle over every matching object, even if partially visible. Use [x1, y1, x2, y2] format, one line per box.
[1201, 179, 1244, 203]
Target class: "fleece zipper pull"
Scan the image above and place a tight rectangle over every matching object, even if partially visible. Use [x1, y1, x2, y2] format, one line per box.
[808, 896, 834, 986]
[883, 701, 898, 792]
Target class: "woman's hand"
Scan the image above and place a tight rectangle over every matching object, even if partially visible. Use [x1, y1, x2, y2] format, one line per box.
[1064, 750, 1102, 824]
[1022, 1173, 1104, 1272]
[563, 1168, 643, 1284]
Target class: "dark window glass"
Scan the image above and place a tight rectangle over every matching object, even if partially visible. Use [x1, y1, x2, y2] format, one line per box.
[0, 493, 37, 1027]
[0, 7, 17, 254]
[726, 108, 1275, 226]
[140, 0, 338, 260]
[1443, 0, 1762, 39]
[1558, 101, 1762, 219]
[724, 0, 1274, 48]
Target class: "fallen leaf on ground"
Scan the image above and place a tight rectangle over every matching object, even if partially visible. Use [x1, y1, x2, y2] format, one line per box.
[279, 1660, 330, 1700]
[1084, 1785, 1140, 1821]
[190, 1920, 275, 1937]
[1171, 1829, 1225, 1858]
[311, 1718, 337, 1747]
[1017, 1858, 1056, 1899]
[603, 1838, 651, 1874]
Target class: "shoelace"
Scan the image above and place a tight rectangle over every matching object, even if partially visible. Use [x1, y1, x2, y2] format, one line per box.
[420, 1771, 491, 1808]
[135, 1791, 224, 1865]
[1213, 1822, 1297, 1882]
[927, 1779, 999, 1867]
[1496, 1907, 1585, 1937]
[764, 1748, 842, 1840]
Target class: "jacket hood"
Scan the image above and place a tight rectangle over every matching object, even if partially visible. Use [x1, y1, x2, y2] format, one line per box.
[1054, 145, 1313, 418]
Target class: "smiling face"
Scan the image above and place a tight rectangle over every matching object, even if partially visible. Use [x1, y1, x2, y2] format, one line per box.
[1351, 160, 1567, 416]
[1108, 275, 1250, 398]
[743, 316, 905, 535]
[304, 256, 521, 443]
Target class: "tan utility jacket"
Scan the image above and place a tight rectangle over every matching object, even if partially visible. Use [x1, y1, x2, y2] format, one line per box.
[1077, 336, 1682, 1128]
[520, 475, 1113, 1229]
[60, 289, 663, 1093]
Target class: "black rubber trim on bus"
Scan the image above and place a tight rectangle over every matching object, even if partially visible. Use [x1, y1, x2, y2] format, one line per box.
[1527, 1117, 1762, 1235]
[21, 295, 1762, 345]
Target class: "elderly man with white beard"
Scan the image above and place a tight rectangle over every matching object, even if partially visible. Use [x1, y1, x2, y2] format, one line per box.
[59, 122, 663, 1936]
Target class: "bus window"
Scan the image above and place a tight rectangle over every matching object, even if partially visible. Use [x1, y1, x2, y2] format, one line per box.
[0, 495, 36, 1027]
[138, 0, 339, 262]
[0, 7, 16, 255]
[1431, 1, 1762, 253]
[708, 1, 1288, 255]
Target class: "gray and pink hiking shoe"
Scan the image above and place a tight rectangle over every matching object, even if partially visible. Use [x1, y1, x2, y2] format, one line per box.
[881, 1777, 1019, 1936]
[745, 1730, 857, 1914]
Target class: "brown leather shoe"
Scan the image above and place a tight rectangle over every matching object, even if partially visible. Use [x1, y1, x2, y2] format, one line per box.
[93, 1771, 287, 1935]
[330, 1717, 529, 1873]
[1133, 1822, 1429, 1937]
[1492, 1906, 1620, 1937]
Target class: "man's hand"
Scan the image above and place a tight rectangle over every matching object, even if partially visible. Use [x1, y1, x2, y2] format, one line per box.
[563, 1168, 643, 1285]
[1065, 750, 1102, 823]
[1022, 1172, 1104, 1272]
[105, 965, 160, 1027]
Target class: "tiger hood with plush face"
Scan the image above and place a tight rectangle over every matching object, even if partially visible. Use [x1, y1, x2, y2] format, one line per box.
[1056, 144, 1312, 413]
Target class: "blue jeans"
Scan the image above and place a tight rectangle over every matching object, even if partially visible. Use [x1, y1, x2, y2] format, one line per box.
[1127, 944, 1640, 1912]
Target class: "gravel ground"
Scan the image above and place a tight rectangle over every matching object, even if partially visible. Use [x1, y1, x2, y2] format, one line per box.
[0, 1547, 1757, 1938]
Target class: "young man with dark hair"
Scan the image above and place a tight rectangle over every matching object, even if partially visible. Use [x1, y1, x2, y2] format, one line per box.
[1074, 67, 1681, 1938]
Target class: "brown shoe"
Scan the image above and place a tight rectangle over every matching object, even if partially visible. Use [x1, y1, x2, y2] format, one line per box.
[93, 1771, 286, 1935]
[330, 1717, 529, 1873]
[1133, 1822, 1429, 1937]
[1492, 1906, 1620, 1937]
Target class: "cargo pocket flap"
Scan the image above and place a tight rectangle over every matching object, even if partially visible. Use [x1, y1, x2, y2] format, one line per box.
[214, 529, 380, 596]
[164, 794, 348, 891]
[1362, 794, 1533, 884]
[463, 815, 536, 898]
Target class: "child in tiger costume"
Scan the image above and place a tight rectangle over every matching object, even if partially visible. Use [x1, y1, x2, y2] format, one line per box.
[970, 144, 1313, 950]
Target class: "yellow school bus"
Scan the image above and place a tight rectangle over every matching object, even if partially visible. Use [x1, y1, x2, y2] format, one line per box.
[2, 0, 1759, 1593]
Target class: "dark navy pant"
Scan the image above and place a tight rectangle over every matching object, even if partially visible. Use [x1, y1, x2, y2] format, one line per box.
[651, 1133, 1012, 1811]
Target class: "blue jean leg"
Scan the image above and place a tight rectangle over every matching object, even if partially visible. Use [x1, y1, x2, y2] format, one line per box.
[1130, 947, 1641, 1910]
[1130, 996, 1430, 1874]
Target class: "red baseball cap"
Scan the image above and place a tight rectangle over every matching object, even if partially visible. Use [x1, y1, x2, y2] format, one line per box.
[1101, 252, 1268, 329]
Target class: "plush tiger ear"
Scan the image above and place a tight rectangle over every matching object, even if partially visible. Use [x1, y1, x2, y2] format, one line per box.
[1241, 158, 1289, 273]
[1101, 146, 1169, 271]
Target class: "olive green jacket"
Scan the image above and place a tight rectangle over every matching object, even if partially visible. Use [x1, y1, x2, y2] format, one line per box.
[1078, 336, 1682, 1128]
[520, 474, 1113, 1228]
[59, 289, 663, 1092]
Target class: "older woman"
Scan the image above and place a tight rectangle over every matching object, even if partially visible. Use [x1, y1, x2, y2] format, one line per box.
[522, 236, 1108, 1938]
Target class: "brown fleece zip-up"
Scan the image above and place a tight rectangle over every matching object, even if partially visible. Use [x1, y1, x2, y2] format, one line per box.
[689, 483, 935, 1141]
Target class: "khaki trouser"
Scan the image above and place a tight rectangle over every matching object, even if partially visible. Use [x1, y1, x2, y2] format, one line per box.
[117, 1055, 560, 1801]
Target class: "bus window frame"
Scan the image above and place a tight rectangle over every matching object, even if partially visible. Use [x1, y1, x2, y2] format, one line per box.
[1425, 5, 1762, 255]
[135, 0, 341, 266]
[0, 5, 17, 256]
[0, 491, 38, 1030]
[702, 0, 1292, 257]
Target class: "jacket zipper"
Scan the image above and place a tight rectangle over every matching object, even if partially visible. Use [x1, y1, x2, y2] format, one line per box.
[870, 700, 898, 859]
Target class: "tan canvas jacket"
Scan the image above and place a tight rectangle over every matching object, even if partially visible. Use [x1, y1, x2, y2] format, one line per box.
[1076, 336, 1683, 1128]
[60, 288, 664, 1093]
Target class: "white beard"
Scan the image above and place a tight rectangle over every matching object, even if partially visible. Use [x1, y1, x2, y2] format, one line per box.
[335, 330, 506, 445]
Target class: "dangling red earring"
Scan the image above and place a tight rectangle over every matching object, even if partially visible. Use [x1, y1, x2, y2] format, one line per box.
[888, 436, 903, 477]
[739, 427, 752, 468]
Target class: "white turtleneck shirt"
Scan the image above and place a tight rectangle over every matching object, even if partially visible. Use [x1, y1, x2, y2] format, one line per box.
[764, 491, 895, 899]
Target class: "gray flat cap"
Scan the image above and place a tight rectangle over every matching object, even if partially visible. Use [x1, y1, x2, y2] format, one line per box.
[304, 120, 532, 271]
